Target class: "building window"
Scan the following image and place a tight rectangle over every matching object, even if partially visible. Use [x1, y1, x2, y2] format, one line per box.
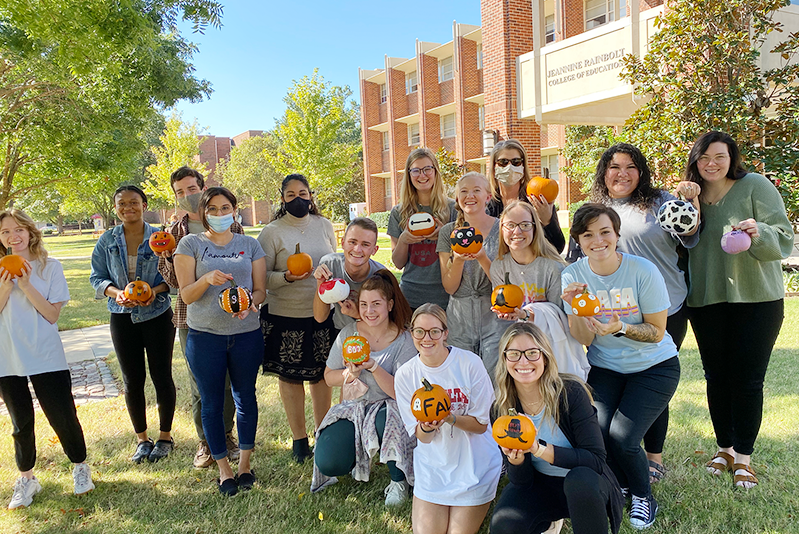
[382, 131, 389, 151]
[543, 154, 560, 182]
[406, 71, 418, 94]
[476, 43, 483, 70]
[545, 15, 555, 43]
[439, 56, 454, 82]
[408, 123, 420, 146]
[478, 105, 485, 131]
[385, 177, 393, 200]
[585, 0, 625, 30]
[380, 83, 387, 104]
[441, 114, 456, 139]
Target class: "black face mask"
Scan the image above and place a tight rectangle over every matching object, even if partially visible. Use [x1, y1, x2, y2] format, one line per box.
[285, 197, 312, 218]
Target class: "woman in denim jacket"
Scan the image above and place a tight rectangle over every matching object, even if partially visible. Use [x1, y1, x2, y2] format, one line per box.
[90, 185, 176, 464]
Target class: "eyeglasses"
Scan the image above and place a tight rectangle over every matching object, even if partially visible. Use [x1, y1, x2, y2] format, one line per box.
[411, 327, 447, 340]
[504, 348, 543, 362]
[206, 205, 234, 215]
[496, 158, 524, 167]
[502, 221, 534, 232]
[409, 166, 436, 178]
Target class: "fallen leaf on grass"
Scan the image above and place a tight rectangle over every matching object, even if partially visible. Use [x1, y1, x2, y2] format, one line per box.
[298, 492, 305, 500]
[48, 436, 60, 445]
[318, 512, 324, 521]
[694, 450, 704, 454]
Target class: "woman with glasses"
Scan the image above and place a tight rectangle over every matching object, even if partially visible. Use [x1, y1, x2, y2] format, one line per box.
[395, 303, 501, 534]
[561, 204, 680, 530]
[489, 201, 588, 379]
[174, 187, 266, 495]
[90, 185, 176, 465]
[490, 323, 623, 534]
[387, 148, 457, 311]
[487, 140, 565, 253]
[312, 270, 417, 505]
[258, 174, 338, 464]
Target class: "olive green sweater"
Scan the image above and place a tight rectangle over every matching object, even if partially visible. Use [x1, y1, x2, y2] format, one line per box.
[687, 173, 793, 307]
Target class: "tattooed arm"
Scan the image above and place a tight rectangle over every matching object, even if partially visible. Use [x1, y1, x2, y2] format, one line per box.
[587, 309, 667, 343]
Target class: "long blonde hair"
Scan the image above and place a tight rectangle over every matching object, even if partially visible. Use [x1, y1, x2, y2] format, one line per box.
[398, 148, 451, 227]
[496, 200, 565, 265]
[0, 209, 49, 274]
[453, 172, 491, 228]
[487, 139, 532, 203]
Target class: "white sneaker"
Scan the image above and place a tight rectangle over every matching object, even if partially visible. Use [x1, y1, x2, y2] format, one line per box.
[72, 463, 95, 495]
[8, 476, 42, 509]
[384, 480, 409, 506]
[543, 519, 564, 534]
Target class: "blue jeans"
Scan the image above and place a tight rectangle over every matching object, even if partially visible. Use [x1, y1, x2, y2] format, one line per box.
[186, 328, 263, 460]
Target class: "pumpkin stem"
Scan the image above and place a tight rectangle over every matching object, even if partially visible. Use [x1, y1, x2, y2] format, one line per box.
[295, 243, 301, 254]
[508, 408, 519, 416]
[5, 246, 11, 256]
[504, 272, 511, 286]
[421, 378, 433, 391]
[230, 279, 238, 288]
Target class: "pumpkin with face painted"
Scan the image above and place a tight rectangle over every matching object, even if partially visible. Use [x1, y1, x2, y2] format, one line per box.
[450, 224, 483, 255]
[408, 212, 436, 237]
[148, 227, 177, 254]
[124, 278, 153, 303]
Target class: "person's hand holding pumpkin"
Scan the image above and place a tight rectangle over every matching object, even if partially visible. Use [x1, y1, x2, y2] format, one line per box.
[0, 266, 15, 292]
[527, 194, 553, 225]
[674, 181, 702, 210]
[12, 260, 32, 291]
[561, 282, 588, 307]
[113, 288, 137, 308]
[735, 218, 760, 239]
[231, 302, 257, 321]
[500, 446, 527, 466]
[492, 305, 531, 322]
[201, 269, 234, 287]
[313, 264, 333, 286]
[586, 312, 622, 337]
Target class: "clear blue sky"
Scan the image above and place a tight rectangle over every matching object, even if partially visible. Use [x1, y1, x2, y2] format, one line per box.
[173, 1, 480, 137]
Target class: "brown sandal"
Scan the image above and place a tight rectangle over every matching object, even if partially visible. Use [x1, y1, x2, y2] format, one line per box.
[706, 451, 734, 474]
[733, 463, 758, 488]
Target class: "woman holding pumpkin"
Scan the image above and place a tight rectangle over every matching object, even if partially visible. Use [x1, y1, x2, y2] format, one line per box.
[90, 185, 176, 464]
[387, 147, 457, 311]
[486, 140, 565, 253]
[258, 174, 338, 464]
[395, 303, 501, 534]
[436, 172, 504, 378]
[490, 322, 622, 534]
[684, 131, 792, 490]
[174, 187, 266, 496]
[0, 209, 95, 508]
[311, 270, 417, 505]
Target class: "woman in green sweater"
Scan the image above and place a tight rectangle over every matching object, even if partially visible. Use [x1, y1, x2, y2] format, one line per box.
[685, 131, 793, 490]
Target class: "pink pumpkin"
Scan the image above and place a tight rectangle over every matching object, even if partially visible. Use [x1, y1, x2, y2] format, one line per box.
[721, 230, 751, 254]
[318, 278, 351, 304]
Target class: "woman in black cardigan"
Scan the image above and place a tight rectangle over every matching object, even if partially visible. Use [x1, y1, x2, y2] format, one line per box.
[490, 323, 622, 534]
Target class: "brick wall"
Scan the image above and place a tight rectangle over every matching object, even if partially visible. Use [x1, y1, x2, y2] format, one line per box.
[361, 77, 384, 213]
[440, 79, 454, 104]
[563, 0, 584, 38]
[419, 54, 440, 149]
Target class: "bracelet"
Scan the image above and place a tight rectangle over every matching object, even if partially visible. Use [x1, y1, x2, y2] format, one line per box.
[283, 272, 293, 283]
[533, 440, 547, 458]
[420, 424, 435, 434]
[451, 414, 457, 426]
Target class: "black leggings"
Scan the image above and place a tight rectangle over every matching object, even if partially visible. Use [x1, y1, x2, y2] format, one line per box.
[689, 300, 783, 455]
[490, 467, 613, 534]
[0, 371, 87, 472]
[110, 310, 176, 434]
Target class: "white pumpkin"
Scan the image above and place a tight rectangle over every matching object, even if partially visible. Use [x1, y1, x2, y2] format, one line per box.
[408, 212, 436, 237]
[318, 278, 351, 304]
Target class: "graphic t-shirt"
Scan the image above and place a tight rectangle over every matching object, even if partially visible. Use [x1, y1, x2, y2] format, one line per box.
[490, 254, 564, 306]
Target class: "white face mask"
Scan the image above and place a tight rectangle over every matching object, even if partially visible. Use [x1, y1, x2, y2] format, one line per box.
[495, 164, 524, 186]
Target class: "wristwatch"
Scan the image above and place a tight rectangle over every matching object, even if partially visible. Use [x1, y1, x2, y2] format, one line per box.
[613, 322, 628, 337]
[533, 439, 547, 458]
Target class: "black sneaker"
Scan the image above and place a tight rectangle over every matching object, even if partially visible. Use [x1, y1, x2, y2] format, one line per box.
[236, 470, 256, 491]
[148, 438, 174, 463]
[132, 439, 154, 464]
[218, 477, 238, 496]
[630, 494, 658, 530]
[292, 437, 313, 464]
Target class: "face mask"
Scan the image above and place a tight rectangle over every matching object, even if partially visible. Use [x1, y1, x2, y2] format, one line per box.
[285, 197, 312, 218]
[207, 213, 234, 233]
[495, 164, 524, 186]
[177, 192, 202, 213]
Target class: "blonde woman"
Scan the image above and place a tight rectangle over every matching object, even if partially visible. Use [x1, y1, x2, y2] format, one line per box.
[387, 148, 457, 310]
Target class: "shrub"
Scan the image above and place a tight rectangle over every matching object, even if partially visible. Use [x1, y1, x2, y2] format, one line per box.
[369, 211, 391, 229]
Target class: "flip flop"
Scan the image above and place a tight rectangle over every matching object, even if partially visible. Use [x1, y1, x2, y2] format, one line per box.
[649, 460, 666, 483]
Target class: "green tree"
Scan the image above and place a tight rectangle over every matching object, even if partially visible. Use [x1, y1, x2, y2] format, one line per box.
[560, 126, 624, 194]
[217, 134, 282, 203]
[435, 148, 468, 195]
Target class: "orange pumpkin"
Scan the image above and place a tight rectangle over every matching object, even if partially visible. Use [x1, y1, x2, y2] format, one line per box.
[492, 272, 524, 313]
[450, 224, 483, 255]
[342, 335, 371, 364]
[124, 278, 153, 303]
[148, 226, 176, 254]
[526, 175, 559, 203]
[408, 212, 436, 237]
[287, 243, 312, 276]
[411, 378, 452, 423]
[0, 246, 26, 278]
[571, 288, 601, 317]
[218, 280, 253, 314]
[492, 408, 536, 450]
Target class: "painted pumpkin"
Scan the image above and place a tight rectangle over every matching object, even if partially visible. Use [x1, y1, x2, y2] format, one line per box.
[657, 199, 699, 235]
[124, 277, 153, 303]
[492, 408, 536, 450]
[408, 212, 436, 237]
[526, 175, 559, 204]
[148, 227, 176, 254]
[318, 278, 351, 304]
[411, 378, 452, 423]
[287, 243, 312, 276]
[342, 335, 371, 364]
[721, 230, 751, 255]
[492, 272, 524, 313]
[0, 247, 25, 278]
[571, 288, 600, 317]
[450, 224, 483, 255]
[218, 280, 253, 314]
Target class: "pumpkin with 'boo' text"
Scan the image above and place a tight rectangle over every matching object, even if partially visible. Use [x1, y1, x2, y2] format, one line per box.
[342, 335, 370, 365]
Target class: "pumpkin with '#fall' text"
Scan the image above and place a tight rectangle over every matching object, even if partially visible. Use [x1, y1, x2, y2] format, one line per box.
[408, 212, 436, 237]
[526, 175, 559, 204]
[318, 278, 351, 304]
[721, 230, 751, 255]
[0, 247, 26, 278]
[411, 378, 452, 423]
[287, 243, 313, 276]
[124, 278, 153, 303]
[492, 408, 536, 450]
[571, 288, 601, 317]
[492, 272, 524, 313]
[450, 224, 483, 255]
[148, 227, 176, 254]
[342, 335, 371, 365]
[218, 280, 253, 314]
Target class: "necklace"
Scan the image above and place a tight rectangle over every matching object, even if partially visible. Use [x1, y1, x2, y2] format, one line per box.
[521, 398, 544, 415]
[703, 179, 734, 205]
